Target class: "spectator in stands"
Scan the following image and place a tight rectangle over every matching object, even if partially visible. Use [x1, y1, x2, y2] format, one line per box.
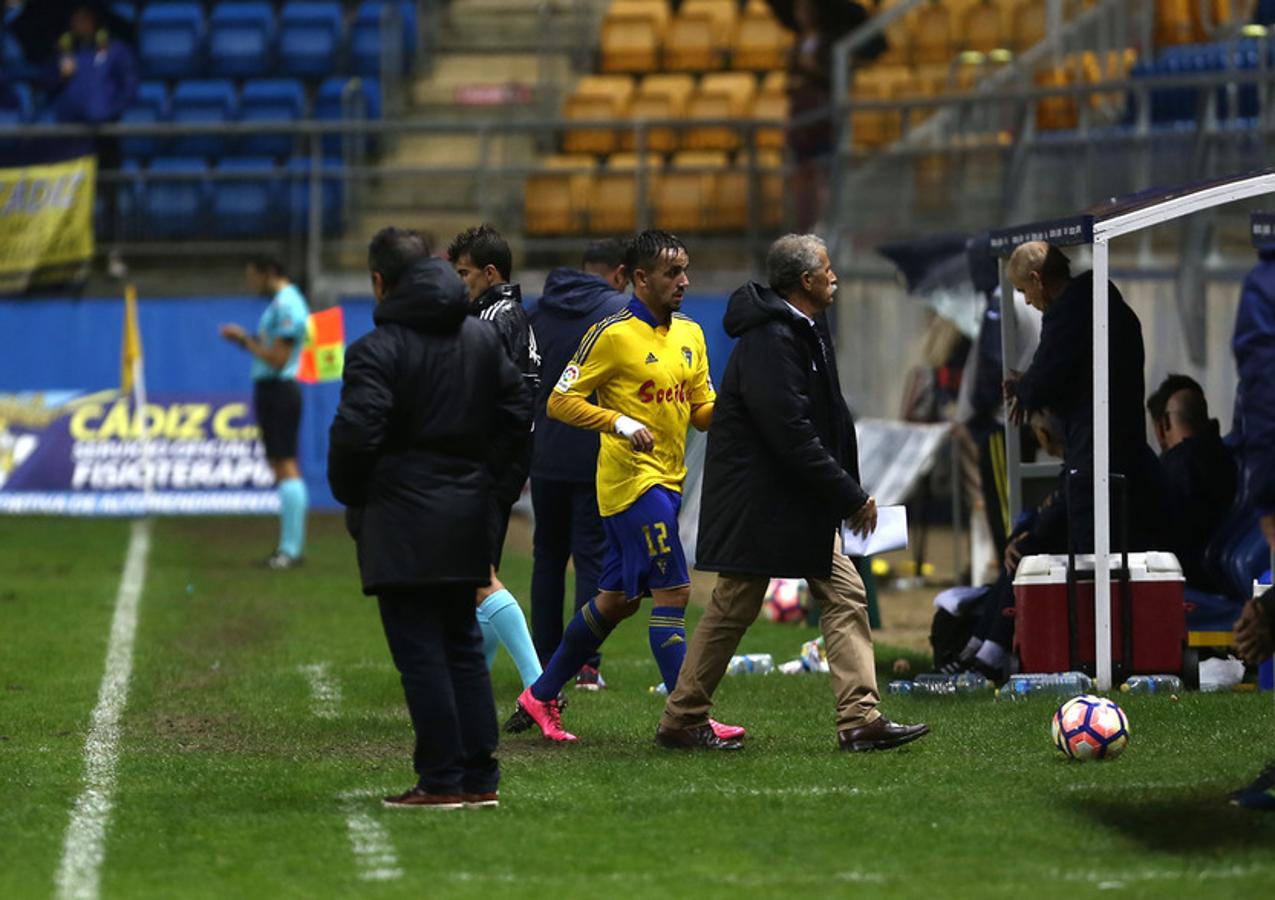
[1228, 240, 1275, 813]
[768, 0, 886, 229]
[526, 239, 630, 689]
[1145, 374, 1236, 589]
[1003, 241, 1172, 554]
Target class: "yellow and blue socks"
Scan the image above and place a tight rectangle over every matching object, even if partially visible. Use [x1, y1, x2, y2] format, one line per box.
[531, 598, 614, 702]
[477, 589, 542, 689]
[649, 606, 687, 693]
[278, 478, 308, 559]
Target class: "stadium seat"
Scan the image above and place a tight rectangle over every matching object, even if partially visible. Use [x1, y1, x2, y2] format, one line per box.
[563, 76, 634, 155]
[664, 10, 721, 72]
[683, 72, 758, 151]
[239, 79, 306, 158]
[209, 2, 277, 78]
[911, 0, 954, 65]
[316, 76, 382, 157]
[752, 81, 788, 151]
[524, 155, 596, 235]
[654, 151, 727, 232]
[170, 80, 238, 159]
[732, 5, 792, 71]
[138, 3, 206, 79]
[1010, 0, 1047, 51]
[279, 2, 345, 78]
[212, 157, 282, 237]
[142, 157, 209, 238]
[849, 65, 910, 147]
[350, 1, 405, 78]
[713, 148, 783, 229]
[589, 153, 663, 234]
[601, 12, 661, 73]
[609, 0, 672, 36]
[286, 156, 345, 235]
[119, 81, 170, 160]
[962, 0, 1007, 53]
[623, 74, 695, 153]
[1035, 62, 1077, 130]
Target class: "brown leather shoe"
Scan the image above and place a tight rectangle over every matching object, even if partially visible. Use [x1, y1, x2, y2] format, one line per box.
[838, 717, 929, 752]
[382, 787, 465, 809]
[463, 792, 500, 809]
[655, 723, 744, 751]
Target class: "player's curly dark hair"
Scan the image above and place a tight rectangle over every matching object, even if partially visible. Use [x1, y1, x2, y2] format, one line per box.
[448, 224, 512, 282]
[623, 230, 686, 276]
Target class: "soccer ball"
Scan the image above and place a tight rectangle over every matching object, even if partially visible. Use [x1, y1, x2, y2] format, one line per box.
[1051, 694, 1130, 761]
[763, 578, 808, 623]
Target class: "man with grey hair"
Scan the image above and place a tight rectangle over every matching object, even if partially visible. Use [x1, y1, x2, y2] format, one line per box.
[656, 234, 928, 752]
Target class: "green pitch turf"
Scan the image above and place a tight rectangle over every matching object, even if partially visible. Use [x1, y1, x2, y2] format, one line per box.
[2, 515, 1274, 899]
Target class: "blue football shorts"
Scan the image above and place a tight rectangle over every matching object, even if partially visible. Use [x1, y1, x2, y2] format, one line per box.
[598, 485, 690, 600]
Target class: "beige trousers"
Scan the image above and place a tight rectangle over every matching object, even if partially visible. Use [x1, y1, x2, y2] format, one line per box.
[661, 532, 882, 733]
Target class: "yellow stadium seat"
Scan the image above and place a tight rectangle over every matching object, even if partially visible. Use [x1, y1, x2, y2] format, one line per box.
[761, 70, 788, 94]
[609, 0, 672, 36]
[850, 65, 910, 148]
[1035, 61, 1077, 130]
[682, 0, 739, 44]
[623, 74, 695, 153]
[654, 151, 728, 232]
[590, 153, 664, 234]
[664, 10, 720, 72]
[715, 149, 784, 230]
[1155, 0, 1195, 46]
[601, 13, 661, 73]
[962, 0, 1007, 53]
[525, 155, 596, 236]
[752, 85, 788, 152]
[732, 5, 792, 71]
[563, 77, 634, 155]
[1011, 0, 1047, 51]
[684, 72, 758, 151]
[911, 0, 954, 65]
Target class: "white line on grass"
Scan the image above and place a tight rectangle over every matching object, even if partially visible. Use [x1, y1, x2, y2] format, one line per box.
[54, 518, 152, 900]
[341, 799, 403, 882]
[298, 662, 343, 719]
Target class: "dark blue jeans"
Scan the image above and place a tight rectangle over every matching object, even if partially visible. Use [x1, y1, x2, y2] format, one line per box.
[530, 477, 606, 668]
[377, 588, 499, 795]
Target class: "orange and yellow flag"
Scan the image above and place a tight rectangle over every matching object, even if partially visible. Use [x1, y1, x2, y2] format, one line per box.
[297, 306, 345, 384]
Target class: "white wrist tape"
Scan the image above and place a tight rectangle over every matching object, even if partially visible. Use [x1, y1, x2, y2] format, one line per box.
[615, 415, 647, 438]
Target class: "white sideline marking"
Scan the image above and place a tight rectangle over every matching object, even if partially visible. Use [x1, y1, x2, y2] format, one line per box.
[341, 800, 403, 882]
[298, 662, 342, 719]
[55, 519, 152, 900]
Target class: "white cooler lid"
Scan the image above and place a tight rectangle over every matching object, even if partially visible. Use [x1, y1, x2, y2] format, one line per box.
[1013, 551, 1183, 586]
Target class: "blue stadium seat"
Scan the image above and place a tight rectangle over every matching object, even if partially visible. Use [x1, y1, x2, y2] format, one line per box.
[119, 81, 170, 160]
[279, 2, 345, 78]
[170, 79, 238, 159]
[143, 157, 209, 238]
[315, 76, 381, 156]
[138, 3, 206, 79]
[111, 3, 137, 24]
[212, 157, 283, 237]
[286, 156, 344, 236]
[210, 2, 277, 78]
[239, 79, 306, 157]
[350, 1, 403, 77]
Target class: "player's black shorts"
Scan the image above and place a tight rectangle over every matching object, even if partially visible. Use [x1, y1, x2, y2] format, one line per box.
[488, 500, 513, 571]
[252, 378, 302, 460]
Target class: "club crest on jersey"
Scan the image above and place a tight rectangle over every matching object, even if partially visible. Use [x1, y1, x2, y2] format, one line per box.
[645, 352, 658, 364]
[681, 346, 693, 367]
[555, 363, 580, 392]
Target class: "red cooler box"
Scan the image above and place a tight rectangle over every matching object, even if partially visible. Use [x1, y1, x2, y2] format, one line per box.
[1012, 552, 1189, 677]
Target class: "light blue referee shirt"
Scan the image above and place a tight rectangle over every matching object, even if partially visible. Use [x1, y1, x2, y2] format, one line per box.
[251, 283, 310, 381]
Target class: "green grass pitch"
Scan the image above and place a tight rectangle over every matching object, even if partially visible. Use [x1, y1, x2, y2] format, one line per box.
[2, 514, 1274, 899]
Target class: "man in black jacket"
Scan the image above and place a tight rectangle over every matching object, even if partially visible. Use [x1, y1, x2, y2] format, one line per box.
[448, 224, 544, 699]
[658, 234, 929, 753]
[526, 239, 630, 688]
[328, 227, 533, 809]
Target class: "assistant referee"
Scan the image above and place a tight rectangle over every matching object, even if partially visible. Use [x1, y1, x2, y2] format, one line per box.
[218, 254, 310, 569]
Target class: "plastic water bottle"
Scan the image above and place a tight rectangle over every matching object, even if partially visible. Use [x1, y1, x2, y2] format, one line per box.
[1120, 675, 1182, 695]
[913, 672, 992, 695]
[727, 654, 774, 675]
[887, 680, 915, 695]
[996, 671, 1093, 700]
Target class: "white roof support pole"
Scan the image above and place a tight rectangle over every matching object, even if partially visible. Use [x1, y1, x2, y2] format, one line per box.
[999, 261, 1023, 523]
[1091, 238, 1114, 691]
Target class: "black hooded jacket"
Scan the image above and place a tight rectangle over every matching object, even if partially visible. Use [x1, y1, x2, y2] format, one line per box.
[695, 282, 869, 579]
[472, 281, 540, 505]
[328, 258, 533, 595]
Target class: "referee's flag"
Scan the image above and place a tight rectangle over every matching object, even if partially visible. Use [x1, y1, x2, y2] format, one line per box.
[121, 283, 143, 395]
[297, 306, 345, 384]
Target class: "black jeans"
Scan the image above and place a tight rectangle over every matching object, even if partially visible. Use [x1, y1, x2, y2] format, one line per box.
[530, 477, 606, 668]
[377, 587, 499, 795]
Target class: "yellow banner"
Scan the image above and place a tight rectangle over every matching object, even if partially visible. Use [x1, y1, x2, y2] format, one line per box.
[0, 154, 96, 294]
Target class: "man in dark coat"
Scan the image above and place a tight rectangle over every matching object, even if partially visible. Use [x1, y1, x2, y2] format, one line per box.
[448, 224, 543, 697]
[1146, 374, 1237, 590]
[1004, 242, 1173, 553]
[658, 234, 928, 753]
[526, 239, 629, 686]
[328, 227, 533, 809]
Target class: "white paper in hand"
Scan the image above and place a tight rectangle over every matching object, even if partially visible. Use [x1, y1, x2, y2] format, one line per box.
[841, 505, 908, 557]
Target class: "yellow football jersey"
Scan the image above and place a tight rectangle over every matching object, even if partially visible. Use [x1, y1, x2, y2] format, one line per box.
[553, 299, 715, 516]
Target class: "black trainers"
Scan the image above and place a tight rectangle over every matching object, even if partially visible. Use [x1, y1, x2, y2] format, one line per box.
[264, 551, 302, 570]
[655, 723, 744, 751]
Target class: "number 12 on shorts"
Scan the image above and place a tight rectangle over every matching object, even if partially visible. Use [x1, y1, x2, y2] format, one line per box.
[642, 522, 672, 558]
